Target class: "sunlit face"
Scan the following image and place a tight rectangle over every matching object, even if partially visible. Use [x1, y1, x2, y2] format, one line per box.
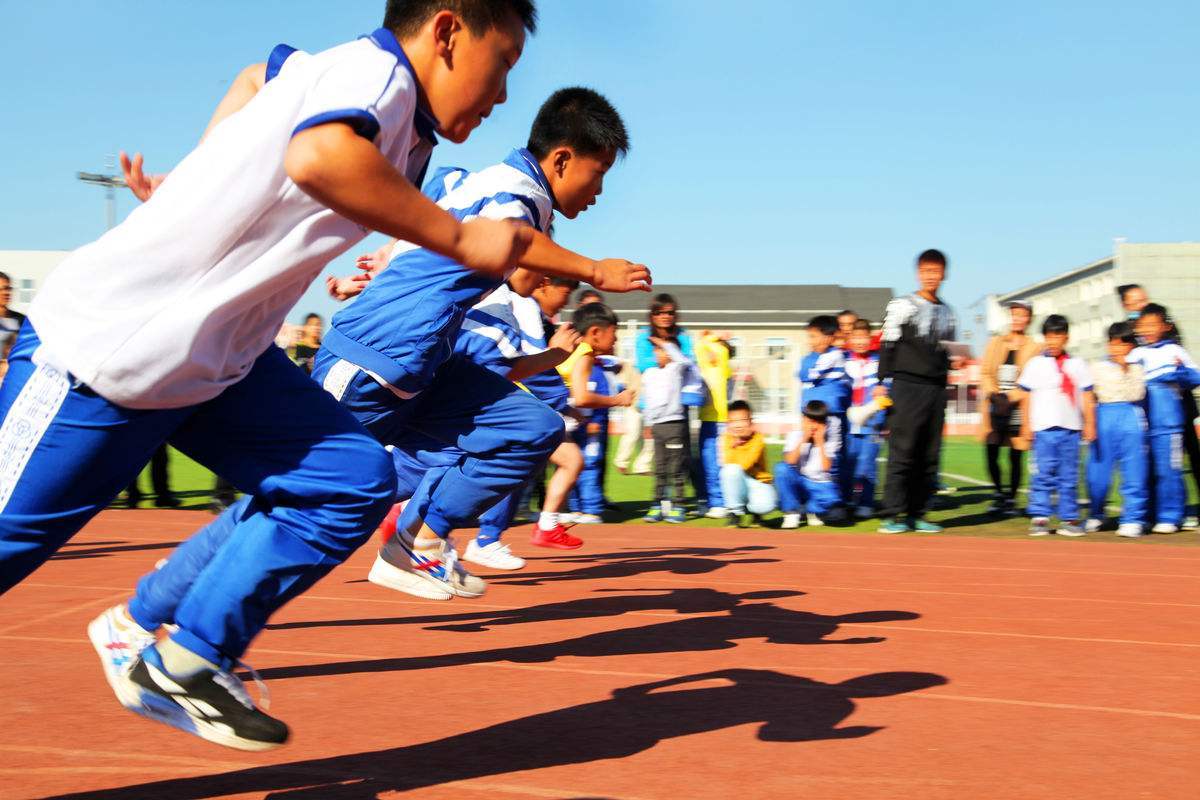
[1135, 313, 1167, 344]
[1043, 331, 1069, 356]
[587, 323, 618, 355]
[1122, 286, 1148, 314]
[837, 313, 858, 334]
[0, 278, 11, 310]
[917, 261, 945, 295]
[550, 148, 617, 219]
[849, 330, 871, 354]
[651, 305, 677, 335]
[430, 13, 526, 143]
[727, 409, 753, 438]
[807, 327, 834, 353]
[303, 316, 323, 342]
[536, 283, 574, 316]
[1009, 306, 1031, 334]
[1108, 337, 1135, 362]
[653, 345, 670, 368]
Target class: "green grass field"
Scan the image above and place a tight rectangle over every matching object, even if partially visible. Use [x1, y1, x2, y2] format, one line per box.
[128, 435, 1198, 544]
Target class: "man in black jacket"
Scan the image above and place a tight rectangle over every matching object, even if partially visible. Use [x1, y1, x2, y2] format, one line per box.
[876, 250, 960, 533]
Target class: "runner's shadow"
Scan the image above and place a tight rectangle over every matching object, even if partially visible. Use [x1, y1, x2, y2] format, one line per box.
[47, 668, 947, 799]
[48, 540, 182, 561]
[489, 545, 778, 586]
[266, 588, 802, 633]
[255, 600, 919, 682]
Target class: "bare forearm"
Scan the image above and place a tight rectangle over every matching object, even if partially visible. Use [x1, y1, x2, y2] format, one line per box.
[286, 126, 461, 260]
[507, 350, 569, 383]
[202, 63, 266, 142]
[521, 230, 595, 282]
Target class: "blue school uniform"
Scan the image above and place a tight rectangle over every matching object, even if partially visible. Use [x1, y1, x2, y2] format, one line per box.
[1085, 360, 1149, 525]
[570, 358, 621, 515]
[842, 350, 885, 509]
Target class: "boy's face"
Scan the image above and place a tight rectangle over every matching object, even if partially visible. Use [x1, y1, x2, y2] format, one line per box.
[1043, 331, 1069, 356]
[1135, 313, 1166, 344]
[727, 409, 753, 438]
[429, 13, 526, 143]
[849, 330, 871, 354]
[303, 317, 323, 340]
[916, 261, 945, 295]
[586, 323, 618, 355]
[548, 147, 617, 219]
[806, 327, 833, 353]
[837, 313, 857, 335]
[1122, 286, 1148, 314]
[803, 416, 826, 436]
[534, 281, 574, 315]
[653, 345, 670, 368]
[1108, 338, 1135, 362]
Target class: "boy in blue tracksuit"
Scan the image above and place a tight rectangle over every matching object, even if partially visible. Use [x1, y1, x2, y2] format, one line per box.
[842, 320, 890, 517]
[1127, 303, 1200, 533]
[797, 315, 852, 461]
[1086, 322, 1149, 537]
[775, 400, 843, 527]
[1018, 315, 1096, 537]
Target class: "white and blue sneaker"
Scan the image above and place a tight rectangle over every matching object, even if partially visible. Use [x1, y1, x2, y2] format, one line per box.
[463, 539, 526, 570]
[124, 645, 288, 752]
[88, 605, 158, 708]
[369, 535, 486, 600]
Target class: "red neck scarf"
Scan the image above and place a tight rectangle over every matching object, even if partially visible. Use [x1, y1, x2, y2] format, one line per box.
[1052, 352, 1076, 406]
[850, 351, 871, 406]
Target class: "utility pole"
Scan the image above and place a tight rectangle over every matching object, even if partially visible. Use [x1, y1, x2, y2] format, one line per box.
[77, 155, 125, 231]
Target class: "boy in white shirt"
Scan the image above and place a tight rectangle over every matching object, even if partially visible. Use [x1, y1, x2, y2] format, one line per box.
[642, 337, 692, 523]
[1018, 315, 1096, 536]
[774, 400, 843, 528]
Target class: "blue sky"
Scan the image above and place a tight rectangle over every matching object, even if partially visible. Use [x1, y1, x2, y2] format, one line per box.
[1, 1, 1196, 338]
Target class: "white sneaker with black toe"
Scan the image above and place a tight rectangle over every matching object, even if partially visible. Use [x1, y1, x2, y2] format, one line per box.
[780, 513, 801, 530]
[125, 646, 288, 752]
[1117, 523, 1145, 538]
[463, 539, 525, 570]
[88, 605, 158, 708]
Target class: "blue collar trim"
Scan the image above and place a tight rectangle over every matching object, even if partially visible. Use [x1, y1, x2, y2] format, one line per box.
[504, 148, 553, 195]
[365, 28, 439, 144]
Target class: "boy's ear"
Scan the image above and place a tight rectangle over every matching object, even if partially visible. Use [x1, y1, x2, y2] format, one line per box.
[551, 147, 574, 177]
[430, 10, 460, 59]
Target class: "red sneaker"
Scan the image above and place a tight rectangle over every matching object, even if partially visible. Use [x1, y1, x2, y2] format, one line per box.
[376, 502, 404, 546]
[530, 524, 584, 550]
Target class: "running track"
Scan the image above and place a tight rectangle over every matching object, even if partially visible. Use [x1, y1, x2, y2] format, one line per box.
[2, 510, 1198, 799]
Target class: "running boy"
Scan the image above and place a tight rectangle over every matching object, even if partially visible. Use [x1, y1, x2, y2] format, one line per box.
[1086, 322, 1149, 537]
[1018, 315, 1096, 536]
[720, 400, 778, 527]
[775, 400, 843, 528]
[1127, 303, 1200, 533]
[23, 1, 539, 752]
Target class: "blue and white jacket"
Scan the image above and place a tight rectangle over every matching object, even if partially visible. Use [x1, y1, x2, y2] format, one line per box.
[1127, 340, 1200, 431]
[845, 350, 885, 434]
[797, 348, 852, 414]
[322, 148, 554, 396]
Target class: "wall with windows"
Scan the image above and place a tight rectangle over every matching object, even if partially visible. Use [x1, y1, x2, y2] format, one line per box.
[0, 251, 70, 312]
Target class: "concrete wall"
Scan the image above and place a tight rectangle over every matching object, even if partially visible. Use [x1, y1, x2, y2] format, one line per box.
[0, 251, 70, 313]
[1114, 242, 1200, 346]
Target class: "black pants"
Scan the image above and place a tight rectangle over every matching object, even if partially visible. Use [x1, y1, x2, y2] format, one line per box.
[126, 445, 172, 502]
[652, 420, 690, 503]
[1181, 389, 1200, 506]
[882, 380, 945, 519]
[986, 444, 1023, 500]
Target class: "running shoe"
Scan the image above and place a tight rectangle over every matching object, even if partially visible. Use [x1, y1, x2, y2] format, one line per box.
[1084, 518, 1105, 533]
[1152, 522, 1179, 534]
[911, 518, 943, 533]
[1182, 516, 1199, 531]
[573, 513, 604, 525]
[1057, 522, 1086, 537]
[878, 519, 909, 534]
[780, 513, 801, 530]
[462, 540, 525, 570]
[665, 508, 687, 524]
[530, 524, 584, 550]
[643, 506, 664, 523]
[1029, 517, 1052, 537]
[368, 534, 486, 599]
[806, 513, 826, 527]
[88, 605, 158, 708]
[1116, 523, 1145, 538]
[704, 506, 730, 519]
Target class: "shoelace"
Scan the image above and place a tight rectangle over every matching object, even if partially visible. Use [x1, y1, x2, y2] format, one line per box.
[213, 659, 271, 712]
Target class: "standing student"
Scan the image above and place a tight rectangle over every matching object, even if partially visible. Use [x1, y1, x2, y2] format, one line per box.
[695, 330, 733, 517]
[877, 249, 961, 534]
[978, 301, 1040, 515]
[633, 294, 696, 490]
[1127, 304, 1200, 533]
[15, 2, 542, 752]
[642, 337, 692, 523]
[289, 313, 323, 374]
[1086, 322, 1149, 537]
[0, 271, 25, 365]
[570, 352, 621, 523]
[834, 309, 859, 350]
[1018, 315, 1096, 536]
[842, 320, 889, 517]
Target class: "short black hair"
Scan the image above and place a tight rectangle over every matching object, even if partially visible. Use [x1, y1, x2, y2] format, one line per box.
[527, 87, 629, 160]
[1107, 321, 1137, 344]
[1139, 302, 1169, 322]
[384, 0, 537, 37]
[576, 288, 603, 305]
[548, 276, 580, 289]
[837, 309, 858, 320]
[727, 399, 752, 416]
[1116, 283, 1143, 302]
[852, 319, 872, 332]
[803, 399, 829, 422]
[572, 301, 618, 334]
[917, 249, 948, 270]
[304, 312, 322, 323]
[807, 315, 838, 337]
[1042, 314, 1069, 335]
[0, 271, 10, 283]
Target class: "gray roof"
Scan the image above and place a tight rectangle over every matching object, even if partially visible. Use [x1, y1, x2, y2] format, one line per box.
[597, 284, 894, 328]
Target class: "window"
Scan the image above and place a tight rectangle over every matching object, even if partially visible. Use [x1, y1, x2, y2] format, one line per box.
[19, 279, 33, 304]
[765, 337, 789, 360]
[762, 387, 790, 415]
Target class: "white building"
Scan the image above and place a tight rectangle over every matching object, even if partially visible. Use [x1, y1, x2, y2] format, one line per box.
[985, 242, 1200, 362]
[0, 250, 70, 313]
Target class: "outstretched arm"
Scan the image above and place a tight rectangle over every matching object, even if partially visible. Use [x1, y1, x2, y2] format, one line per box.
[520, 230, 651, 294]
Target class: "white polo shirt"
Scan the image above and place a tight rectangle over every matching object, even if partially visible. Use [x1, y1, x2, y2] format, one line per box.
[29, 29, 435, 409]
[1018, 353, 1093, 432]
[784, 423, 841, 482]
